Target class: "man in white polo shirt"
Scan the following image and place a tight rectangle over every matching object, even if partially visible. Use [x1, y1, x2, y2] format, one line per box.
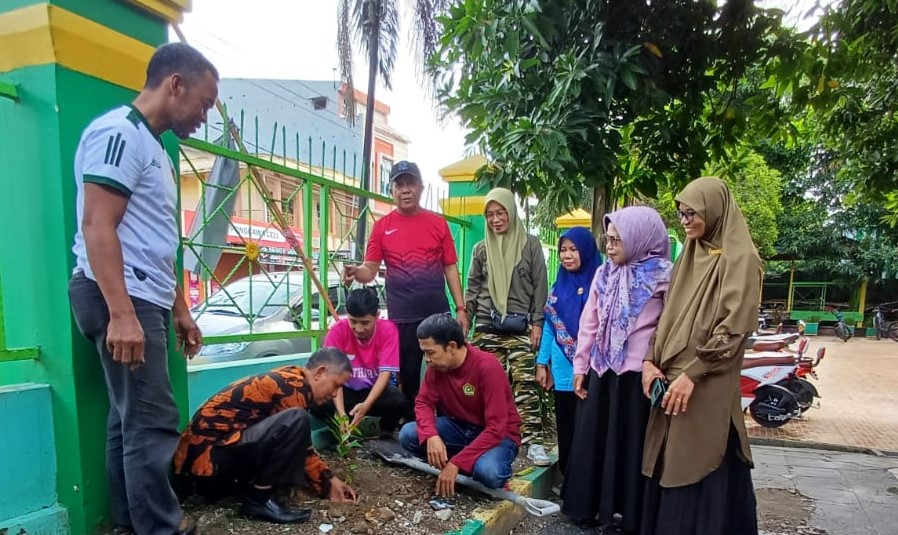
[68, 43, 218, 535]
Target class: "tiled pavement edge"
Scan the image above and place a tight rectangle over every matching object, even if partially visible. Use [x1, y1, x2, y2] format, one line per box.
[444, 465, 556, 535]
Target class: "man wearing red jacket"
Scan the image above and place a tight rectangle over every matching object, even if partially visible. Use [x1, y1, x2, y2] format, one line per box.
[399, 314, 522, 497]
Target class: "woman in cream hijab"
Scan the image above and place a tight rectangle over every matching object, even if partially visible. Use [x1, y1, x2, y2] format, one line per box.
[464, 188, 551, 455]
[641, 177, 761, 535]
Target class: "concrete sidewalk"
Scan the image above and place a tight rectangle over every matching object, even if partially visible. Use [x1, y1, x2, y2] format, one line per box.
[754, 445, 898, 535]
[508, 444, 898, 535]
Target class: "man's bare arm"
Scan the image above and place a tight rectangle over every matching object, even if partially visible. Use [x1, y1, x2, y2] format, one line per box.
[82, 183, 145, 365]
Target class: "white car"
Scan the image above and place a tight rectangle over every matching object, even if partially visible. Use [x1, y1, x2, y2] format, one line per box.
[190, 270, 386, 365]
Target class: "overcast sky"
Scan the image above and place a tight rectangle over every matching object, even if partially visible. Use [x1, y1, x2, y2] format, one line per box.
[175, 0, 832, 196]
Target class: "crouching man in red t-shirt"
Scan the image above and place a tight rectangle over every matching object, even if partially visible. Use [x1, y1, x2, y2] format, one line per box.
[399, 314, 522, 497]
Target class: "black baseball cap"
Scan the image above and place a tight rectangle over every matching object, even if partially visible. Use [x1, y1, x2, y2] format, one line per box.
[389, 160, 422, 183]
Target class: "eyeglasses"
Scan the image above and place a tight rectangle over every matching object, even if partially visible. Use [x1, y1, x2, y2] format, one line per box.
[602, 234, 622, 246]
[485, 209, 508, 220]
[676, 208, 698, 222]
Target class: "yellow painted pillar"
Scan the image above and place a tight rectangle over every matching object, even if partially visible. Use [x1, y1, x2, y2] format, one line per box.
[787, 261, 795, 312]
[857, 278, 868, 328]
[439, 155, 489, 280]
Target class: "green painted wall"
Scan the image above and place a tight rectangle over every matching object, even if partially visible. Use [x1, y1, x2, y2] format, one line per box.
[0, 384, 60, 522]
[0, 62, 124, 535]
[451, 217, 486, 287]
[0, 4, 171, 528]
[4, 0, 167, 46]
[447, 180, 489, 198]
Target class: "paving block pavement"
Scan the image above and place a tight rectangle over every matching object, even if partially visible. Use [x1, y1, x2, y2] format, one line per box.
[746, 337, 898, 453]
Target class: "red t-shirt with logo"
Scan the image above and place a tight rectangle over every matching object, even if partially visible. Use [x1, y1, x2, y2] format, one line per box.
[365, 209, 458, 323]
[323, 318, 400, 390]
[414, 344, 522, 474]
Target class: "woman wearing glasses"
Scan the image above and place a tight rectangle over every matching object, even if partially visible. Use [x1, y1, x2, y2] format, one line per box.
[561, 206, 672, 533]
[464, 188, 551, 454]
[641, 177, 761, 535]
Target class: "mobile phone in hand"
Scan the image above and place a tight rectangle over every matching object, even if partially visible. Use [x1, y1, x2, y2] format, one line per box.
[650, 377, 668, 408]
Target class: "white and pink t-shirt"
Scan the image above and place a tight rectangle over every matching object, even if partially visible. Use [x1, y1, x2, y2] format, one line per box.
[324, 318, 400, 390]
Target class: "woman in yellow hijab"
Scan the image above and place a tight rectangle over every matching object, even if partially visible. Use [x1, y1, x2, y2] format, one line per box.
[464, 188, 551, 454]
[641, 177, 761, 535]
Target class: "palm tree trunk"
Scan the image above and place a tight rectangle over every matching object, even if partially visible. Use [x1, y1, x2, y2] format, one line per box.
[354, 0, 381, 261]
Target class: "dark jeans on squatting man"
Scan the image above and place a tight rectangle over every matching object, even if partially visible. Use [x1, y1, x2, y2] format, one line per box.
[68, 272, 183, 535]
[399, 417, 518, 488]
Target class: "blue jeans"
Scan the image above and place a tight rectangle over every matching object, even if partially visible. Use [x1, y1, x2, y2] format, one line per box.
[399, 417, 518, 488]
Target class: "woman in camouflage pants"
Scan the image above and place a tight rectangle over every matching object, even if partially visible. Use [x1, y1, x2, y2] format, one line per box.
[464, 188, 551, 448]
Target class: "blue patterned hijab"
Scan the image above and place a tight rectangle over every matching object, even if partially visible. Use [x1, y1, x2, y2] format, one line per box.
[545, 227, 603, 360]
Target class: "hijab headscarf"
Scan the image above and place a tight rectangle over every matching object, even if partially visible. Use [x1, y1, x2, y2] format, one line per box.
[544, 227, 603, 360]
[653, 177, 762, 367]
[483, 188, 528, 318]
[591, 206, 673, 374]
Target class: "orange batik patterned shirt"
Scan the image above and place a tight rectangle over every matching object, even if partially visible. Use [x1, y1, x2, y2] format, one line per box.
[173, 366, 334, 496]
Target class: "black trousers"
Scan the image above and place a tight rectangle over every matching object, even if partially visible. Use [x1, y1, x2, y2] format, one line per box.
[69, 273, 182, 535]
[396, 321, 425, 406]
[554, 390, 578, 476]
[311, 385, 413, 432]
[193, 408, 312, 497]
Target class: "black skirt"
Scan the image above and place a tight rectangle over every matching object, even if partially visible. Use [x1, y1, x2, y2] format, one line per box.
[641, 425, 758, 535]
[561, 370, 649, 532]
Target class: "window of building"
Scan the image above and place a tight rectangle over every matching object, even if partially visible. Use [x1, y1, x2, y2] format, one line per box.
[379, 156, 393, 196]
[311, 96, 328, 110]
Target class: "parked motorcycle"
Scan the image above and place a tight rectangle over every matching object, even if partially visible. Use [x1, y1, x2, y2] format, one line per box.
[787, 344, 826, 412]
[829, 306, 852, 342]
[741, 349, 802, 428]
[741, 337, 825, 427]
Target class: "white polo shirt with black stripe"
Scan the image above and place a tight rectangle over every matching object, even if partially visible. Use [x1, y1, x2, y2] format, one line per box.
[71, 104, 179, 309]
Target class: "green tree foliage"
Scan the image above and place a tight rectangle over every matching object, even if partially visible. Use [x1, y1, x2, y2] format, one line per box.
[757, 140, 898, 283]
[646, 149, 783, 258]
[811, 0, 898, 198]
[430, 0, 794, 220]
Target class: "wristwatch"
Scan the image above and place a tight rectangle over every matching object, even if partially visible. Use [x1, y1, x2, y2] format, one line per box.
[455, 305, 467, 313]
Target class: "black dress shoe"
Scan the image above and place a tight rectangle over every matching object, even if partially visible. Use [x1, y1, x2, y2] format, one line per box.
[240, 498, 311, 524]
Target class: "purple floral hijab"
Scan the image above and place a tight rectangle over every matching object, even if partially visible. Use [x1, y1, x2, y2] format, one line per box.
[590, 206, 673, 374]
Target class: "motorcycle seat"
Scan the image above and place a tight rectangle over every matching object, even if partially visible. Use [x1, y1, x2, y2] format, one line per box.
[749, 333, 799, 344]
[750, 341, 787, 352]
[742, 354, 797, 369]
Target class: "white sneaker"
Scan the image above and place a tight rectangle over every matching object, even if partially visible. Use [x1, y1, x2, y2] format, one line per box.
[527, 444, 552, 466]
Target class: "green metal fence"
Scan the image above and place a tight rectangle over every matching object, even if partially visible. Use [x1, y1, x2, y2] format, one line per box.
[179, 113, 470, 366]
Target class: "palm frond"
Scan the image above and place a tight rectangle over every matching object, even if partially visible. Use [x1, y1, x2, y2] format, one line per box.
[377, 0, 400, 89]
[351, 0, 400, 90]
[338, 0, 357, 124]
[412, 0, 447, 81]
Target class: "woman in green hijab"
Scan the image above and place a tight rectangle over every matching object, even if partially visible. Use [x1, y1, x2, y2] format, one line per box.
[464, 188, 551, 453]
[640, 177, 761, 535]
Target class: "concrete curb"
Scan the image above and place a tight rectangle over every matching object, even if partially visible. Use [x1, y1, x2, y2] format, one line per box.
[749, 436, 898, 457]
[444, 464, 558, 535]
